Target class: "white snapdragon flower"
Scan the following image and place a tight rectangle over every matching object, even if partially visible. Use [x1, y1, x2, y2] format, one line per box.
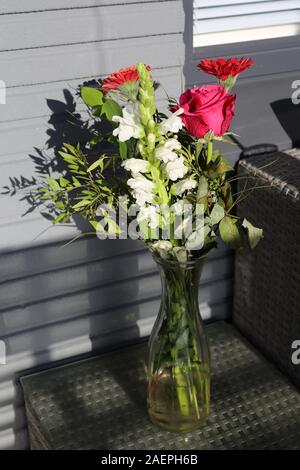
[155, 138, 181, 163]
[160, 108, 184, 134]
[164, 138, 182, 151]
[166, 156, 188, 181]
[174, 178, 197, 195]
[134, 191, 153, 206]
[122, 158, 148, 176]
[128, 173, 154, 206]
[137, 205, 159, 229]
[155, 147, 177, 164]
[112, 107, 142, 142]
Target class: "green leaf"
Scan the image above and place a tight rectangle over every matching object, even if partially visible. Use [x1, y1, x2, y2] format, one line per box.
[107, 218, 121, 236]
[54, 213, 68, 224]
[101, 99, 122, 121]
[119, 141, 127, 160]
[242, 218, 263, 249]
[218, 156, 234, 173]
[63, 143, 78, 156]
[72, 199, 91, 210]
[87, 158, 104, 173]
[208, 156, 233, 177]
[58, 151, 77, 164]
[195, 141, 203, 159]
[221, 181, 233, 210]
[196, 176, 208, 201]
[219, 216, 241, 248]
[46, 178, 60, 191]
[59, 177, 69, 188]
[210, 203, 225, 225]
[176, 329, 189, 350]
[72, 176, 81, 187]
[90, 220, 99, 231]
[81, 87, 103, 108]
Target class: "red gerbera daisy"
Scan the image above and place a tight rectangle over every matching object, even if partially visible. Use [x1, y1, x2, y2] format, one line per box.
[198, 57, 253, 81]
[101, 65, 151, 93]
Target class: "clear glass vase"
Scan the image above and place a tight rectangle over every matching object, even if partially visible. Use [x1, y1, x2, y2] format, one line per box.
[147, 256, 211, 432]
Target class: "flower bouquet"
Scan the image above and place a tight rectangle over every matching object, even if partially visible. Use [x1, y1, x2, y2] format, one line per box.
[40, 57, 262, 431]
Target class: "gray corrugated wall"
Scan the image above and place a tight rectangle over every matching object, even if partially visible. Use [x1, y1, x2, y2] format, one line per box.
[0, 0, 235, 449]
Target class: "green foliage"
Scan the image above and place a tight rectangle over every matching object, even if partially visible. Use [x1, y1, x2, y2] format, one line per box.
[101, 99, 122, 121]
[219, 216, 241, 248]
[242, 218, 263, 248]
[210, 203, 225, 226]
[81, 87, 103, 108]
[35, 65, 262, 255]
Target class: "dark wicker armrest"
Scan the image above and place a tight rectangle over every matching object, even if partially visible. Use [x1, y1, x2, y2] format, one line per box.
[233, 150, 300, 389]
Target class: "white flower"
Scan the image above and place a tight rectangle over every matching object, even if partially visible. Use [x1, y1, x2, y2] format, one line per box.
[166, 156, 188, 181]
[160, 108, 184, 134]
[174, 178, 197, 195]
[134, 191, 153, 206]
[155, 147, 177, 164]
[112, 107, 142, 142]
[122, 158, 148, 176]
[137, 205, 159, 229]
[164, 138, 182, 151]
[127, 173, 154, 206]
[172, 200, 190, 216]
[151, 240, 173, 259]
[155, 138, 181, 163]
[173, 247, 188, 264]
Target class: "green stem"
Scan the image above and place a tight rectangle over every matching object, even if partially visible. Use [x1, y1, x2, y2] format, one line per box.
[207, 141, 213, 164]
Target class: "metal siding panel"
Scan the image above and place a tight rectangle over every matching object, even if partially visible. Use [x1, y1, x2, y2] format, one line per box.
[0, 254, 232, 335]
[0, 0, 171, 14]
[1, 35, 184, 87]
[1, 67, 183, 122]
[0, 3, 184, 51]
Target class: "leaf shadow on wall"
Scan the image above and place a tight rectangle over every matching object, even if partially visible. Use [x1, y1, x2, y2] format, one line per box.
[2, 85, 157, 433]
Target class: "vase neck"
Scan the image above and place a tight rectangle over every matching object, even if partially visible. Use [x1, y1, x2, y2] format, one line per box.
[154, 258, 204, 317]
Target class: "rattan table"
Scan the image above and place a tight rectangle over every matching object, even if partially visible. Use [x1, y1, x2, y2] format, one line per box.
[20, 321, 300, 450]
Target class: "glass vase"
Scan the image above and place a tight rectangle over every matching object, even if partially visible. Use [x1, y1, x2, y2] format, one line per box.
[147, 256, 211, 432]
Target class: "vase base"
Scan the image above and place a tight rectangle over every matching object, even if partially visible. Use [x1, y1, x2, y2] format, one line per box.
[148, 411, 208, 433]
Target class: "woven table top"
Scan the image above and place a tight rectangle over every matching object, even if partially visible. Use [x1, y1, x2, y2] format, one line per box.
[20, 322, 300, 450]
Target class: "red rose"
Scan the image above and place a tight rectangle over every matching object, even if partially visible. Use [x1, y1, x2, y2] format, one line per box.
[102, 65, 151, 93]
[172, 85, 236, 139]
[198, 57, 253, 81]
